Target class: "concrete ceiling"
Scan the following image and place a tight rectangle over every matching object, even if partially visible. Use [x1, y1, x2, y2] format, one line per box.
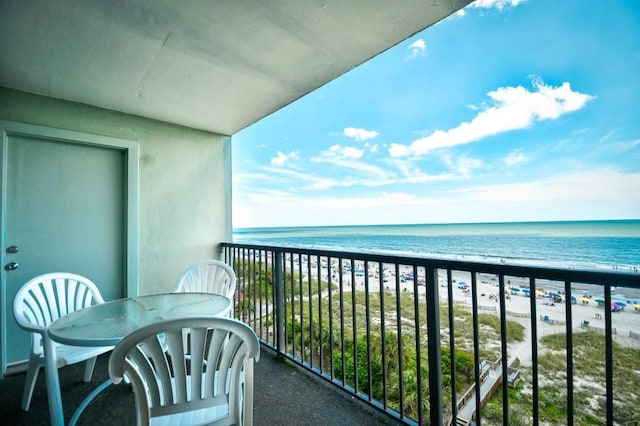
[0, 0, 472, 136]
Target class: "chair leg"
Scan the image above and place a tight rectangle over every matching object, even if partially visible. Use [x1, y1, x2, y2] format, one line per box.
[83, 356, 98, 382]
[243, 361, 254, 426]
[21, 355, 42, 411]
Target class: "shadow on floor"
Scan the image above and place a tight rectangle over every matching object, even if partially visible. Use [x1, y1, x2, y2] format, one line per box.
[0, 346, 402, 425]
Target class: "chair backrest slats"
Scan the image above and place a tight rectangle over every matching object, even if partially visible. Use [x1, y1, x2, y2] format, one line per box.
[23, 293, 45, 328]
[137, 336, 172, 407]
[174, 260, 236, 300]
[206, 329, 227, 398]
[228, 346, 249, 418]
[14, 273, 106, 354]
[41, 283, 59, 324]
[109, 317, 259, 426]
[188, 327, 207, 400]
[68, 279, 84, 313]
[166, 329, 189, 405]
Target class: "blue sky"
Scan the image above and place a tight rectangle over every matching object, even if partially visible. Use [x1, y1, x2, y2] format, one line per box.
[232, 0, 640, 229]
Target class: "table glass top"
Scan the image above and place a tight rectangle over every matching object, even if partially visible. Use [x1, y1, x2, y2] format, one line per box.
[49, 292, 231, 347]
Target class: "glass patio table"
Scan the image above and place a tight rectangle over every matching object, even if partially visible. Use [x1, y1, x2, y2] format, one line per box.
[45, 292, 232, 425]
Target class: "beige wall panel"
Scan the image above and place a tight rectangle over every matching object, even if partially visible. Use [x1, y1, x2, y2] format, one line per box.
[0, 87, 232, 295]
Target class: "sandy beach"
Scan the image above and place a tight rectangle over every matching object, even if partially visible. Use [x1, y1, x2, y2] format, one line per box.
[290, 255, 640, 366]
[441, 272, 640, 366]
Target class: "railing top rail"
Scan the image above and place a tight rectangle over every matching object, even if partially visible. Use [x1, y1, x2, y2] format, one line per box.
[222, 242, 640, 288]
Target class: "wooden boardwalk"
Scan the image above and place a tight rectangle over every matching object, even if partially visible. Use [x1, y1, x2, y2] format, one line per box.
[454, 358, 520, 425]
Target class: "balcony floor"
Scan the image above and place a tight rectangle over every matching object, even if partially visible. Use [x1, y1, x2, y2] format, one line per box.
[0, 346, 401, 425]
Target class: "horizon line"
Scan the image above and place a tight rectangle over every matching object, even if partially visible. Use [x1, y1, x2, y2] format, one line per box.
[233, 218, 640, 231]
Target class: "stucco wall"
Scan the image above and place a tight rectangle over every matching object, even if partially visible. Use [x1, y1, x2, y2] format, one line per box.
[0, 87, 232, 294]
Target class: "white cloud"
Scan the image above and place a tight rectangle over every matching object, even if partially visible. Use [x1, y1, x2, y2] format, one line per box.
[234, 168, 640, 228]
[386, 158, 456, 183]
[270, 150, 299, 166]
[344, 127, 378, 141]
[314, 144, 364, 161]
[453, 168, 640, 204]
[503, 150, 528, 166]
[309, 177, 341, 190]
[442, 154, 484, 176]
[338, 146, 364, 159]
[307, 146, 392, 189]
[308, 146, 457, 189]
[389, 78, 595, 158]
[388, 143, 411, 157]
[246, 166, 313, 188]
[311, 157, 394, 187]
[470, 0, 526, 10]
[407, 38, 426, 60]
[258, 165, 344, 191]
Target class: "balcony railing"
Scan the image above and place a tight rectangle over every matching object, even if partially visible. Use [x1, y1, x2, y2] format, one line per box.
[222, 242, 640, 425]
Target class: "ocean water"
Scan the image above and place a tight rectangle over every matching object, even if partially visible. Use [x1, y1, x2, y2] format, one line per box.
[233, 220, 640, 271]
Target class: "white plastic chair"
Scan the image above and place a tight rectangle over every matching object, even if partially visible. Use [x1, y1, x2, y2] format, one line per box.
[174, 260, 236, 317]
[109, 317, 260, 426]
[12, 272, 114, 411]
[174, 259, 236, 297]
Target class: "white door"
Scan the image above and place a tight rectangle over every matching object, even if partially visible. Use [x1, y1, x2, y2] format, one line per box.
[1, 122, 139, 373]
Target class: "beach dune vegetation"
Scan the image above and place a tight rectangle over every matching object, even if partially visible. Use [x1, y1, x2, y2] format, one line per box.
[234, 259, 640, 424]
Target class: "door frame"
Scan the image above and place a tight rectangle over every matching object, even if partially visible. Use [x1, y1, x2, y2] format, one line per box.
[0, 120, 139, 375]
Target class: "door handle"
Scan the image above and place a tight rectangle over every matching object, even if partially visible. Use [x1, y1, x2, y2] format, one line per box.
[4, 262, 18, 271]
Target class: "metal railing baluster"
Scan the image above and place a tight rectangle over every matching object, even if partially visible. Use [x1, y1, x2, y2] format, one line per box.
[339, 257, 346, 385]
[564, 279, 574, 426]
[530, 277, 539, 426]
[605, 284, 613, 425]
[221, 242, 640, 426]
[412, 264, 424, 425]
[473, 272, 482, 426]
[308, 254, 314, 368]
[351, 258, 359, 394]
[395, 263, 404, 419]
[447, 268, 457, 424]
[290, 254, 296, 355]
[380, 262, 388, 410]
[274, 250, 284, 357]
[365, 260, 373, 402]
[425, 265, 442, 426]
[317, 255, 324, 373]
[499, 274, 508, 426]
[297, 253, 303, 362]
[328, 256, 335, 380]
